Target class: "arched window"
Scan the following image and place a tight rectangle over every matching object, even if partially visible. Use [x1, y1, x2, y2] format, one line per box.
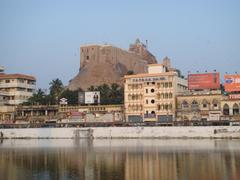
[169, 93, 173, 99]
[182, 101, 189, 109]
[191, 100, 199, 109]
[202, 99, 208, 108]
[165, 93, 168, 99]
[164, 104, 168, 110]
[212, 99, 219, 109]
[223, 104, 230, 115]
[233, 103, 239, 115]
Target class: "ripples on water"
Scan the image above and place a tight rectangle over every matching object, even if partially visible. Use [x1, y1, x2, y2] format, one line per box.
[0, 139, 240, 180]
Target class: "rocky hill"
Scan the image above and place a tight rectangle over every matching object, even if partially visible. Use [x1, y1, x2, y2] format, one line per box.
[68, 39, 157, 90]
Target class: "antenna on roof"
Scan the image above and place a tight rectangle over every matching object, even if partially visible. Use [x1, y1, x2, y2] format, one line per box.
[145, 40, 148, 49]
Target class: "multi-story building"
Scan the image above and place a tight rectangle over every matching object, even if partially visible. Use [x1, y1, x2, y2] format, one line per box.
[176, 90, 223, 121]
[0, 73, 36, 105]
[221, 94, 240, 121]
[124, 59, 188, 123]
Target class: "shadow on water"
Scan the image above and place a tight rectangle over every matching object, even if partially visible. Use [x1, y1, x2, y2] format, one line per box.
[0, 139, 240, 180]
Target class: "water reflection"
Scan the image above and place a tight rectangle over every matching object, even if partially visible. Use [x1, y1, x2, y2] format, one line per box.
[0, 139, 240, 180]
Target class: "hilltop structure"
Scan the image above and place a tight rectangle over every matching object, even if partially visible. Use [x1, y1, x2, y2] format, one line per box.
[68, 39, 157, 90]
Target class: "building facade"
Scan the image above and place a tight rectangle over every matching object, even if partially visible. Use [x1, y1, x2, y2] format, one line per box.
[176, 90, 223, 121]
[124, 61, 188, 123]
[0, 73, 36, 105]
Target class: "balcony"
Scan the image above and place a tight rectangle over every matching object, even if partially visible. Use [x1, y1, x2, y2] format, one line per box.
[0, 82, 35, 89]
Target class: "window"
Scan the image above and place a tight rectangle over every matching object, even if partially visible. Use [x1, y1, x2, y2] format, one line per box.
[202, 99, 208, 108]
[5, 80, 10, 83]
[146, 99, 148, 104]
[151, 89, 154, 93]
[169, 82, 172, 88]
[86, 56, 89, 60]
[223, 104, 229, 115]
[152, 82, 155, 85]
[191, 100, 199, 109]
[151, 99, 155, 104]
[233, 103, 239, 115]
[165, 82, 168, 88]
[146, 89, 148, 93]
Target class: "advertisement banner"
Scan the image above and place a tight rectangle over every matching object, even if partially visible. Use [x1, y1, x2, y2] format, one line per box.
[85, 91, 100, 104]
[78, 91, 100, 104]
[188, 73, 220, 90]
[224, 75, 240, 92]
[229, 94, 240, 100]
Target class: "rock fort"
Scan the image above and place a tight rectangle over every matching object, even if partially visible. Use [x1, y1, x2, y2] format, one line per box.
[68, 39, 157, 90]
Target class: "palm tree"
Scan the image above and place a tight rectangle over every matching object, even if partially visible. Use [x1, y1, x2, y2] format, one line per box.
[49, 78, 64, 104]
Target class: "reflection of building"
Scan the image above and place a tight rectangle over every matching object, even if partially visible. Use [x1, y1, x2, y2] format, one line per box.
[0, 73, 36, 105]
[176, 91, 222, 121]
[124, 58, 188, 123]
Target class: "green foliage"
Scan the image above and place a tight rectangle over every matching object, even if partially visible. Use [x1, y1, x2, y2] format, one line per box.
[23, 77, 123, 106]
[91, 83, 123, 105]
[49, 78, 64, 104]
[22, 88, 52, 105]
[127, 70, 134, 75]
[59, 89, 79, 105]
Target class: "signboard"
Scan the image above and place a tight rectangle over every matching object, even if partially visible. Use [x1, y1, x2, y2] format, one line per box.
[85, 91, 100, 104]
[59, 98, 68, 105]
[131, 76, 168, 83]
[229, 94, 240, 100]
[188, 73, 220, 90]
[78, 91, 100, 104]
[224, 75, 240, 92]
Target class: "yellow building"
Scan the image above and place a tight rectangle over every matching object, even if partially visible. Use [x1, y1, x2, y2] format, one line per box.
[124, 59, 187, 123]
[176, 90, 223, 121]
[221, 96, 240, 121]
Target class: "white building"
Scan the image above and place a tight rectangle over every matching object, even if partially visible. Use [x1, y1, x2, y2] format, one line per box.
[0, 73, 36, 105]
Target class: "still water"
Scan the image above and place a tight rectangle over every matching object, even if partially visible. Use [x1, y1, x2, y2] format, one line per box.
[0, 139, 240, 180]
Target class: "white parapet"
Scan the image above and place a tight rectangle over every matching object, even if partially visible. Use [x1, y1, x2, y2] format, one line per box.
[0, 126, 240, 139]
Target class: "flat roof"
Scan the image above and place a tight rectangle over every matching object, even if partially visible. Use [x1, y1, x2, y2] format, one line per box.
[124, 71, 176, 79]
[0, 73, 36, 81]
[147, 64, 164, 67]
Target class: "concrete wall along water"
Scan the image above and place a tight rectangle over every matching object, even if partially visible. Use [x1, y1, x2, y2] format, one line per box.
[0, 126, 240, 139]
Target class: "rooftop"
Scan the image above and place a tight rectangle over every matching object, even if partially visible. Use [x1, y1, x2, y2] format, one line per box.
[0, 73, 36, 81]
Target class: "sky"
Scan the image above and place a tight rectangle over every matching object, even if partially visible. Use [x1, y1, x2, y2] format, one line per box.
[0, 0, 240, 89]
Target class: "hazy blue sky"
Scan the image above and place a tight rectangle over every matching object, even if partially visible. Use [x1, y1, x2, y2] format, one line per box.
[0, 0, 239, 89]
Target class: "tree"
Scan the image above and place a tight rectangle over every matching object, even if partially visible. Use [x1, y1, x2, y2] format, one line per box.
[127, 70, 134, 75]
[93, 83, 124, 105]
[109, 83, 124, 104]
[59, 89, 79, 105]
[22, 88, 46, 105]
[49, 78, 64, 104]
